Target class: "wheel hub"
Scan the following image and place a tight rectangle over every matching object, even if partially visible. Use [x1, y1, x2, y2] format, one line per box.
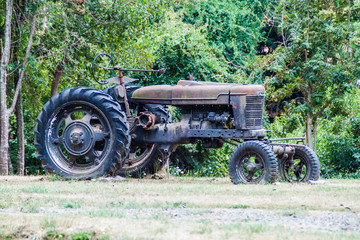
[70, 132, 84, 145]
[63, 122, 94, 156]
[246, 162, 257, 173]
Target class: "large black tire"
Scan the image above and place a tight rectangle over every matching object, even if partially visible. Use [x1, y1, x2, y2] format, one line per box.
[228, 141, 278, 184]
[34, 87, 130, 179]
[279, 146, 320, 182]
[118, 104, 171, 177]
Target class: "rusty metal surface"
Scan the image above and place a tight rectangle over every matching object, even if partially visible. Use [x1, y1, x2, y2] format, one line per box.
[137, 112, 156, 130]
[131, 80, 265, 105]
[230, 95, 246, 129]
[230, 84, 265, 96]
[245, 96, 264, 129]
[176, 80, 234, 86]
[131, 85, 172, 101]
[172, 84, 230, 105]
[119, 69, 131, 117]
[108, 66, 166, 74]
[272, 145, 295, 155]
[132, 121, 268, 145]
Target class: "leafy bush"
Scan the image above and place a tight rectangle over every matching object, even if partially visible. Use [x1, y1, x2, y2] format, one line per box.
[170, 142, 233, 177]
[320, 136, 360, 178]
[318, 115, 360, 178]
[144, 9, 230, 85]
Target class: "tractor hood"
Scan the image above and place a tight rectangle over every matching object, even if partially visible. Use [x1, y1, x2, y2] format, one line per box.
[130, 80, 265, 105]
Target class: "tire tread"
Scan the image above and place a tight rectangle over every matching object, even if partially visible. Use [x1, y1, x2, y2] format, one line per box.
[34, 87, 130, 179]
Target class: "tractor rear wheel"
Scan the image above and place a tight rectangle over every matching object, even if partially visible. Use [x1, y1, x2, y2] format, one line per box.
[118, 104, 171, 177]
[119, 144, 164, 177]
[34, 87, 130, 179]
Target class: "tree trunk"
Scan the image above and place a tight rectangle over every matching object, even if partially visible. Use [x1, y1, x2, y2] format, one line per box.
[16, 92, 25, 175]
[306, 113, 313, 149]
[0, 0, 13, 175]
[304, 3, 313, 150]
[51, 61, 64, 96]
[8, 157, 14, 174]
[313, 119, 318, 153]
[8, 12, 38, 114]
[0, 2, 37, 175]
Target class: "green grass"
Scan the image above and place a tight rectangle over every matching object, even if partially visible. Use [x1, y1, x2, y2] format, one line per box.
[228, 204, 249, 209]
[43, 230, 104, 240]
[88, 209, 125, 218]
[21, 185, 49, 193]
[0, 177, 360, 239]
[0, 187, 10, 193]
[64, 201, 82, 209]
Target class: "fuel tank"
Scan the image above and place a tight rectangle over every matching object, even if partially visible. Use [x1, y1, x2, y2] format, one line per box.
[130, 80, 265, 105]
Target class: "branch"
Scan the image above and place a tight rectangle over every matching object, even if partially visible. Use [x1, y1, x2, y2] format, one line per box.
[313, 88, 341, 119]
[346, 0, 352, 60]
[281, 0, 286, 47]
[6, 63, 21, 76]
[8, 11, 38, 115]
[313, 101, 331, 119]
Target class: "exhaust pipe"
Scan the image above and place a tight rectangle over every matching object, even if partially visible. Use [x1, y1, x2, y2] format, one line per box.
[138, 112, 156, 130]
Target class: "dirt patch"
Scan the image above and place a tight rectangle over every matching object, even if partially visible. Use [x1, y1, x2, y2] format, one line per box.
[0, 176, 45, 182]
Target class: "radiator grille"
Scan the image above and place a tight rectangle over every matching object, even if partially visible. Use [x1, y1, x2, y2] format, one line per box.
[246, 96, 264, 129]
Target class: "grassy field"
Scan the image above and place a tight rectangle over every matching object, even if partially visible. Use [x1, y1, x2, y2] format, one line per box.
[0, 176, 359, 239]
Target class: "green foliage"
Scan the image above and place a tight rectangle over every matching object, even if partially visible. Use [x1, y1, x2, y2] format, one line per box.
[349, 117, 360, 137]
[8, 108, 43, 175]
[3, 0, 360, 178]
[143, 9, 230, 85]
[5, 0, 170, 175]
[320, 135, 360, 178]
[170, 142, 233, 177]
[268, 89, 360, 178]
[136, 0, 268, 85]
[182, 0, 266, 70]
[317, 89, 360, 178]
[253, 0, 360, 152]
[266, 113, 304, 139]
[31, 0, 167, 93]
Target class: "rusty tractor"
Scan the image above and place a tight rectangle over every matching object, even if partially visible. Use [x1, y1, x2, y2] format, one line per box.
[34, 53, 320, 184]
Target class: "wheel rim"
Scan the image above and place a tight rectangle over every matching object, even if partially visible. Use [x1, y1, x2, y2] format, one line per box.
[121, 144, 155, 171]
[283, 155, 308, 182]
[236, 152, 265, 183]
[45, 101, 112, 175]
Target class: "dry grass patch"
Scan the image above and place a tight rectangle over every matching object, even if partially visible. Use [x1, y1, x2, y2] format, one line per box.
[0, 176, 359, 239]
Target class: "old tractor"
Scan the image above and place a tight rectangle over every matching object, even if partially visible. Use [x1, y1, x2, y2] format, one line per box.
[34, 53, 320, 184]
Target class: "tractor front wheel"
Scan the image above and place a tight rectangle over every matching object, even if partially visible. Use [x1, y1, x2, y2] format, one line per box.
[279, 146, 320, 182]
[228, 141, 278, 184]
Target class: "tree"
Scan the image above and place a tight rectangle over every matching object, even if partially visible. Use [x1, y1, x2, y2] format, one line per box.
[182, 0, 267, 72]
[0, 0, 38, 174]
[143, 0, 269, 85]
[32, 0, 166, 97]
[260, 0, 360, 150]
[0, 0, 170, 175]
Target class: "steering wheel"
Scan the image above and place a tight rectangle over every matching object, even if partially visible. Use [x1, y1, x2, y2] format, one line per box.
[92, 53, 115, 85]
